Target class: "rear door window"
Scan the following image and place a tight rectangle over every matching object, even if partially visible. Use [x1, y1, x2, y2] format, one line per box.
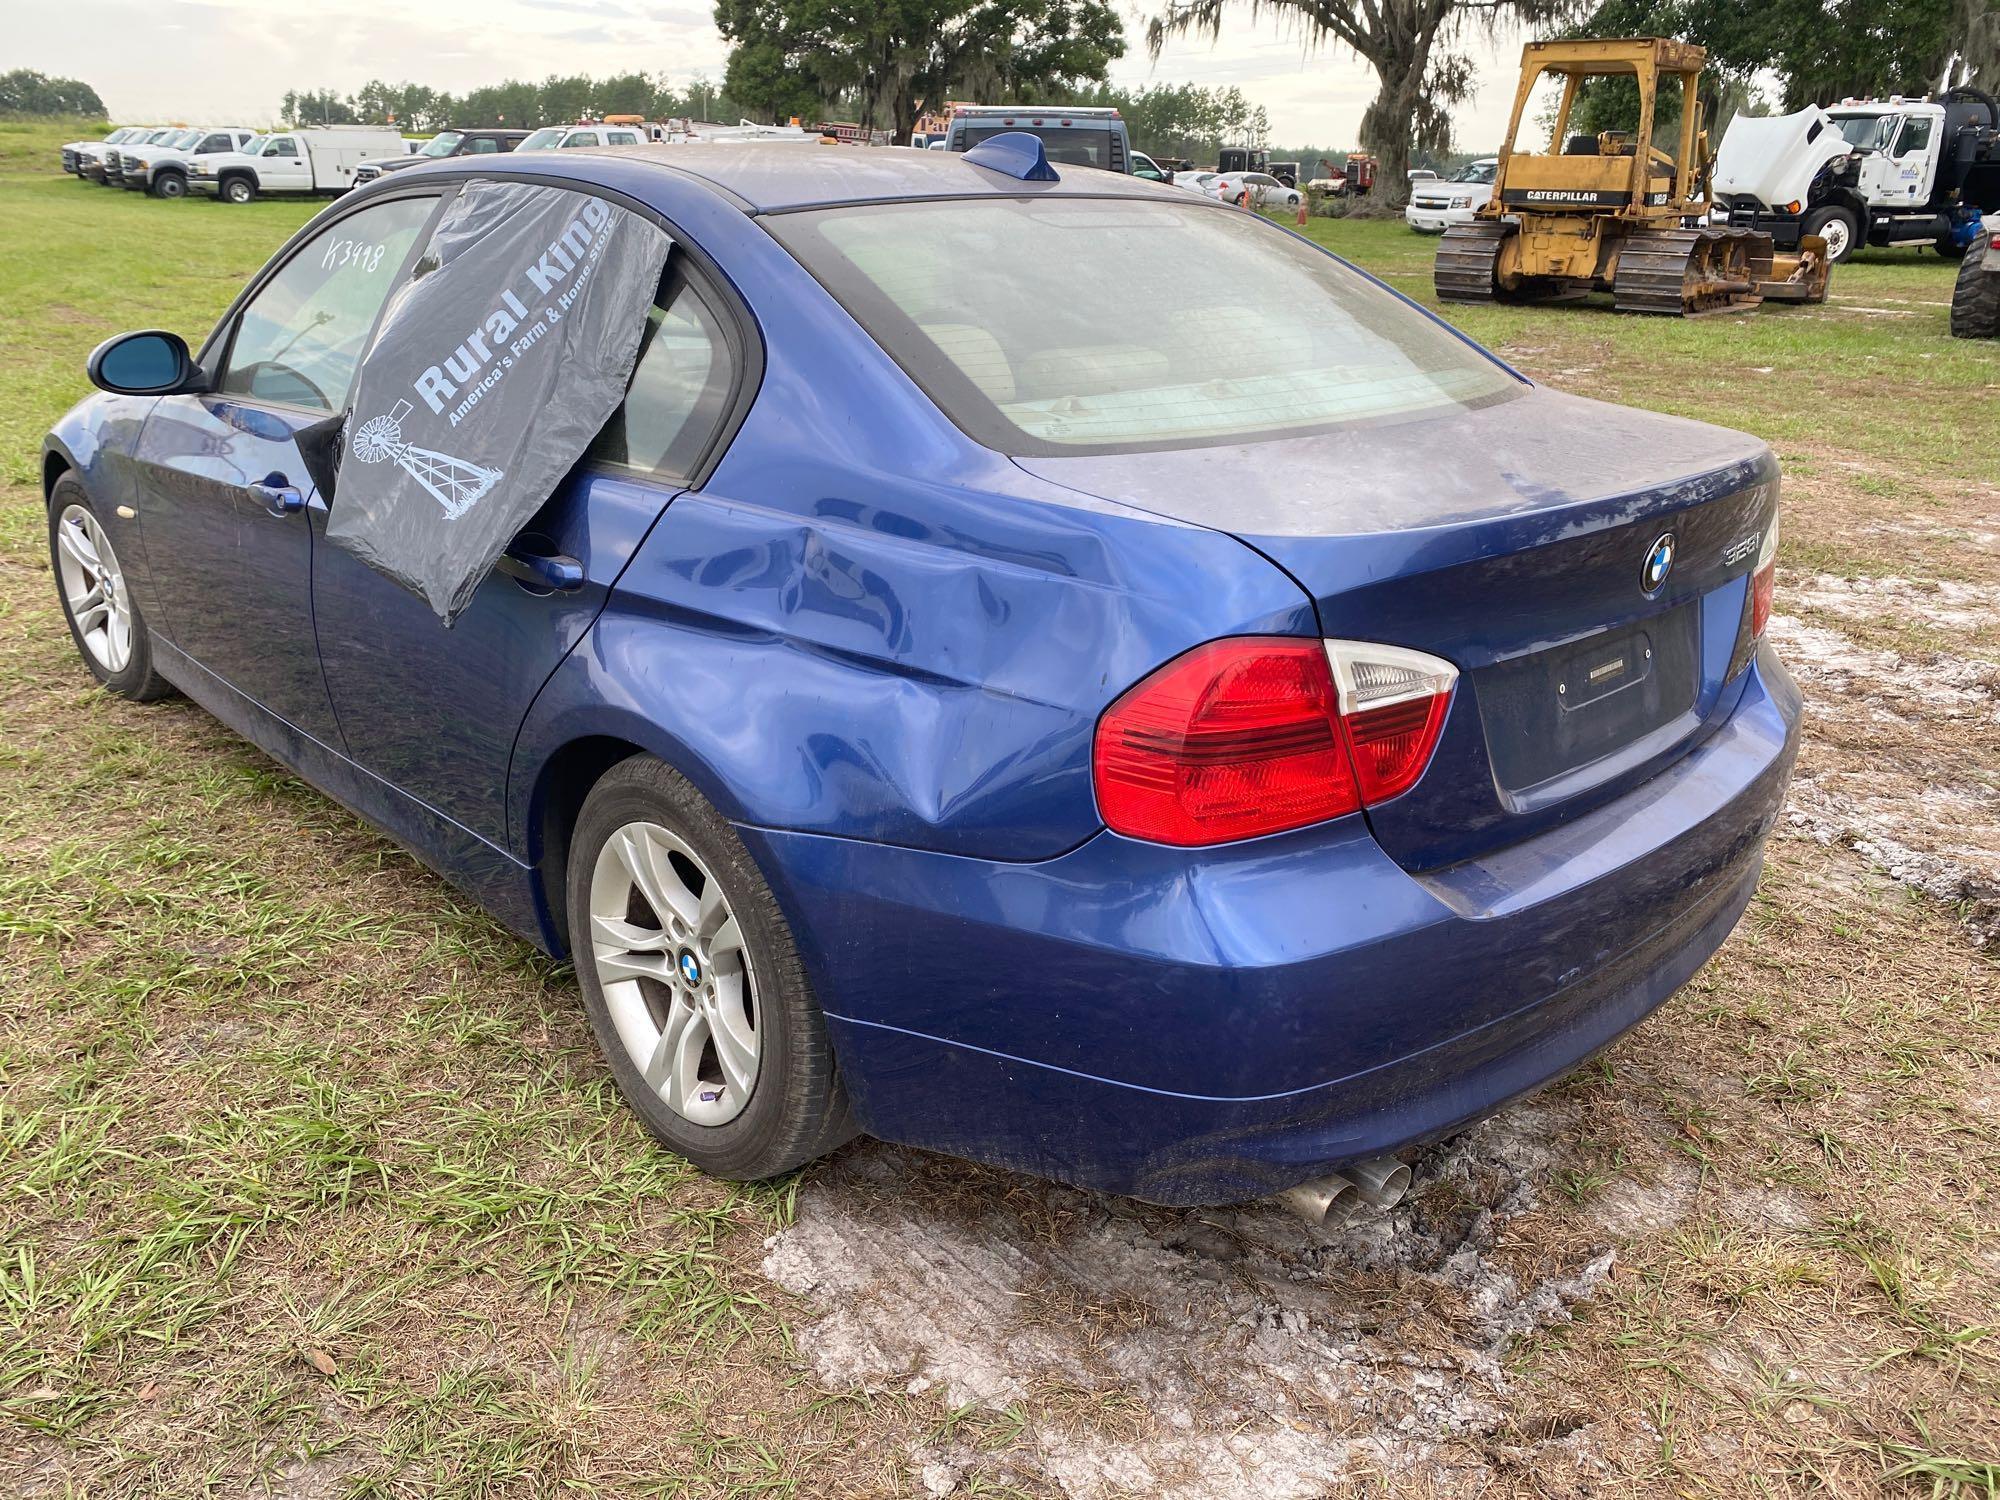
[587, 270, 739, 482]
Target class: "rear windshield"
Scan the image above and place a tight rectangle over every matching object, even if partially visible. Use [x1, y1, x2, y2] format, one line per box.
[957, 124, 1116, 170]
[769, 197, 1520, 455]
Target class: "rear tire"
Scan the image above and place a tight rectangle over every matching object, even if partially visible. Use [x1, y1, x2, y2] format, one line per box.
[47, 475, 175, 702]
[1801, 204, 1858, 263]
[566, 755, 855, 1180]
[1951, 232, 2000, 340]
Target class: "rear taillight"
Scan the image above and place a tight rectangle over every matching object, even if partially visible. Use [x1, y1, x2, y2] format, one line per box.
[1749, 512, 1778, 638]
[1093, 637, 1457, 846]
[1325, 641, 1460, 804]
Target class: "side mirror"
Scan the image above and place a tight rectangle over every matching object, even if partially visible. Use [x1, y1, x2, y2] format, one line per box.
[87, 330, 205, 396]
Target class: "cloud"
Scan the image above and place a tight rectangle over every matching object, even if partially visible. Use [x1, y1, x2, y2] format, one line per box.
[14, 0, 1528, 148]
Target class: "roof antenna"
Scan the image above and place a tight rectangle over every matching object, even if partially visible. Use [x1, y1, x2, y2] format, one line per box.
[963, 131, 1059, 183]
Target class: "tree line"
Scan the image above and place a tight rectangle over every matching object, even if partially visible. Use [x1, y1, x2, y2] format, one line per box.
[279, 75, 752, 133]
[0, 69, 106, 117]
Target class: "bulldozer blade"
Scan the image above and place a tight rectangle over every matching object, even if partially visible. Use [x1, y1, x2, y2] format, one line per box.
[1756, 234, 1832, 304]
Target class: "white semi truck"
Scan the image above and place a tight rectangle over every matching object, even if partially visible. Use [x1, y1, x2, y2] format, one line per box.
[187, 127, 405, 202]
[1713, 87, 2000, 261]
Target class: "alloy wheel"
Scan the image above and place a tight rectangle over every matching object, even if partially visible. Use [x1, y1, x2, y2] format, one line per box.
[55, 504, 133, 675]
[588, 821, 759, 1126]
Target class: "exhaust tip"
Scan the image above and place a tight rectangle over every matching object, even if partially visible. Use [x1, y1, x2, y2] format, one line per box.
[1344, 1156, 1413, 1210]
[1274, 1157, 1411, 1225]
[1276, 1174, 1354, 1226]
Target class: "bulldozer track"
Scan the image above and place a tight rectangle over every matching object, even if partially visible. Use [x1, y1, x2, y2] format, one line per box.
[1435, 221, 1511, 303]
[1613, 227, 1772, 316]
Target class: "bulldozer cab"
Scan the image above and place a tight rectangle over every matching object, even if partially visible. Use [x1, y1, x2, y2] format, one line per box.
[1490, 38, 1709, 223]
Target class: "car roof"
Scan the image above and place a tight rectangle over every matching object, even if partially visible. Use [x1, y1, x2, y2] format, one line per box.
[579, 142, 1185, 213]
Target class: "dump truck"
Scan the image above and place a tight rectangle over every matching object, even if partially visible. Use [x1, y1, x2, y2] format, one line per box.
[1436, 37, 1831, 316]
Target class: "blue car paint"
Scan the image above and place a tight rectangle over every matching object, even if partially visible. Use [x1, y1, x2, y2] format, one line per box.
[44, 145, 1804, 1203]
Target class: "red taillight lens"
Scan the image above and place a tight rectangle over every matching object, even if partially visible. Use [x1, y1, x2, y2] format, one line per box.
[1749, 564, 1775, 638]
[1749, 511, 1779, 638]
[1344, 693, 1453, 803]
[1094, 639, 1357, 846]
[1093, 638, 1457, 847]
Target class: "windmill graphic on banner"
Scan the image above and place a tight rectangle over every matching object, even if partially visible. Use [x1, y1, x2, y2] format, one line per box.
[351, 399, 503, 519]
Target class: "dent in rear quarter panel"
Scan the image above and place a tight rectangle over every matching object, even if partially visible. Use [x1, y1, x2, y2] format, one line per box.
[509, 455, 1319, 867]
[508, 200, 1318, 878]
[44, 397, 170, 632]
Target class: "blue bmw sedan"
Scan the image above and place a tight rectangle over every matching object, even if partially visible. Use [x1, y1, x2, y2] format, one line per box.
[44, 137, 1799, 1211]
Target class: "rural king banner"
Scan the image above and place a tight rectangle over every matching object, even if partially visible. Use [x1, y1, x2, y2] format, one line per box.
[329, 181, 672, 622]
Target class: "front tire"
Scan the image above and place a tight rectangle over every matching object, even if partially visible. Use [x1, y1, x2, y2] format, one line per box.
[1801, 204, 1859, 263]
[151, 172, 187, 199]
[567, 755, 854, 1180]
[220, 176, 254, 204]
[47, 476, 174, 702]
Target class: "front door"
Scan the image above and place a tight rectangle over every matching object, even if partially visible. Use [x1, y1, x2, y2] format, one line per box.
[313, 259, 745, 845]
[132, 192, 442, 744]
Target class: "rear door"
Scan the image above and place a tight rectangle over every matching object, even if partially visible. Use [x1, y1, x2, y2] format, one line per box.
[312, 248, 749, 844]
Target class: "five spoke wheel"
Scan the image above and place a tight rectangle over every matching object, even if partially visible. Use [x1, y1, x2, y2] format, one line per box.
[54, 503, 133, 676]
[588, 821, 759, 1126]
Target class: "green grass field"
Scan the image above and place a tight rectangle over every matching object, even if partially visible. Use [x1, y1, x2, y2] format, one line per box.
[2, 116, 1997, 1496]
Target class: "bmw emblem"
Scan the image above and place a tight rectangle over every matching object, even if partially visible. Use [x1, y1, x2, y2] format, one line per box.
[678, 951, 703, 987]
[1641, 532, 1676, 594]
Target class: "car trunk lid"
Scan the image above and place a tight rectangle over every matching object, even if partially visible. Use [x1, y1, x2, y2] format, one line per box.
[1017, 387, 1779, 870]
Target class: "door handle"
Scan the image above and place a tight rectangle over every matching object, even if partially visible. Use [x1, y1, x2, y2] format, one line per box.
[249, 474, 304, 517]
[498, 544, 585, 594]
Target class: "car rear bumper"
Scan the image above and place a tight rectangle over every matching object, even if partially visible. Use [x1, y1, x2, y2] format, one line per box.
[745, 646, 1801, 1205]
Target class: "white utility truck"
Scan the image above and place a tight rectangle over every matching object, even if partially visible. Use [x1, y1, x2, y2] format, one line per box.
[1713, 87, 2000, 261]
[119, 128, 259, 197]
[188, 127, 405, 202]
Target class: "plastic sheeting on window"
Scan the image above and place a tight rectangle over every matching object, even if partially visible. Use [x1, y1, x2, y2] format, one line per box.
[328, 180, 672, 622]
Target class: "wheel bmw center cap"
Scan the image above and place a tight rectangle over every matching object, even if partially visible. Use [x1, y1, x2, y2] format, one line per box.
[678, 950, 703, 987]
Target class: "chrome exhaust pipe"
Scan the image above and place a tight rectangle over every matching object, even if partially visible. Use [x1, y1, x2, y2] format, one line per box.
[1275, 1156, 1411, 1225]
[1276, 1173, 1355, 1226]
[1343, 1156, 1412, 1210]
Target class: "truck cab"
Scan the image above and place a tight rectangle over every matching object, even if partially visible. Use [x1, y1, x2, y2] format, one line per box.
[942, 106, 1132, 172]
[352, 128, 534, 185]
[119, 127, 258, 197]
[188, 127, 406, 202]
[1715, 90, 2000, 260]
[514, 124, 646, 152]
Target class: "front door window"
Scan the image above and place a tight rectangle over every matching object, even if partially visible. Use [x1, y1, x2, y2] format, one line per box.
[218, 195, 438, 411]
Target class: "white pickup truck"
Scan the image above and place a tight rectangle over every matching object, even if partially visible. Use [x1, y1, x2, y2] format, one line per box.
[118, 127, 259, 198]
[188, 127, 405, 203]
[62, 127, 145, 176]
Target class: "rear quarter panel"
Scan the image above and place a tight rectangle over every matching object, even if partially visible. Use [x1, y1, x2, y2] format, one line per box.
[508, 192, 1317, 880]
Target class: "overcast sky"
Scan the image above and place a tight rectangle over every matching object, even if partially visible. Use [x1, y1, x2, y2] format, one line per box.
[15, 0, 1532, 151]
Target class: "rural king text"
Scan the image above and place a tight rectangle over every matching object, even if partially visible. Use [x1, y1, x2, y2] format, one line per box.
[412, 196, 618, 425]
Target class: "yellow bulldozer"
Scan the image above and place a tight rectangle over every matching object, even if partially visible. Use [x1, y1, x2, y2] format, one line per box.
[1436, 37, 1831, 316]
